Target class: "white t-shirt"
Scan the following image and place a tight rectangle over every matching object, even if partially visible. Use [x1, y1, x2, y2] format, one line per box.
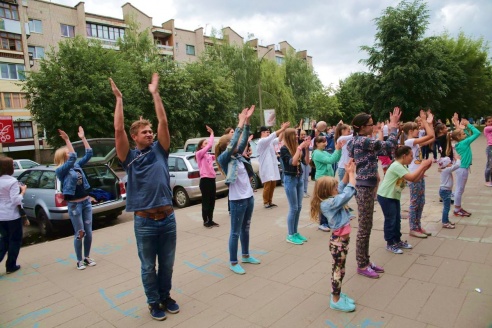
[337, 134, 353, 169]
[257, 133, 280, 182]
[229, 161, 254, 201]
[404, 138, 421, 173]
[383, 125, 389, 137]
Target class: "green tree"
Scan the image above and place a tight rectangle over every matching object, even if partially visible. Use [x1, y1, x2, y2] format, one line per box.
[360, 0, 450, 120]
[23, 36, 126, 148]
[434, 32, 492, 120]
[336, 72, 375, 122]
[284, 51, 323, 121]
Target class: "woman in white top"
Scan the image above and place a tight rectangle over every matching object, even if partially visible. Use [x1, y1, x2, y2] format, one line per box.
[0, 156, 29, 274]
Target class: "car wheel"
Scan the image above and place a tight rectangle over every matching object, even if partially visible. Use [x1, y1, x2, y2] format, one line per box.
[106, 211, 122, 220]
[250, 174, 261, 190]
[36, 208, 53, 236]
[173, 187, 190, 208]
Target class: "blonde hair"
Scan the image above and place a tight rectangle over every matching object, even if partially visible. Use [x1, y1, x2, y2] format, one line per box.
[310, 176, 339, 222]
[130, 119, 152, 137]
[54, 146, 68, 167]
[215, 134, 232, 173]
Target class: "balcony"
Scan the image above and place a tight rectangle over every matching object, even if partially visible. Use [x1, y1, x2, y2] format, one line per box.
[87, 37, 119, 50]
[157, 44, 173, 56]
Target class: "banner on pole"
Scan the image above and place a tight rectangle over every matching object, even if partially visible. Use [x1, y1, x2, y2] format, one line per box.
[0, 116, 15, 143]
[263, 109, 276, 127]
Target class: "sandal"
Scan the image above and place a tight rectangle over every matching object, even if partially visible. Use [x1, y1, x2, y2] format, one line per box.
[442, 222, 455, 229]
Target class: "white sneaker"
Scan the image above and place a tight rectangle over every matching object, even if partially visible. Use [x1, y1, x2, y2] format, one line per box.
[318, 224, 330, 232]
[303, 193, 310, 198]
[77, 261, 86, 270]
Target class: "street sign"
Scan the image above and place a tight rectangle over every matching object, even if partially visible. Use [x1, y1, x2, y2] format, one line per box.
[0, 116, 15, 143]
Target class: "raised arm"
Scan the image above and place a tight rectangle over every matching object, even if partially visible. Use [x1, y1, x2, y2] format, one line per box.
[413, 110, 435, 146]
[196, 125, 214, 159]
[76, 126, 93, 167]
[403, 158, 432, 182]
[148, 73, 170, 152]
[110, 78, 129, 162]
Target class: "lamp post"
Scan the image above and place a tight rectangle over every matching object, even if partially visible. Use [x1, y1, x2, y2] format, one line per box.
[258, 47, 273, 126]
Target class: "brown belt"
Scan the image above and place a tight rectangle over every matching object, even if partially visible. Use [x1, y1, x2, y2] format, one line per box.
[135, 205, 174, 221]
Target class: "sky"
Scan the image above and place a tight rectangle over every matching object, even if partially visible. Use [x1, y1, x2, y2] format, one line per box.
[53, 0, 492, 88]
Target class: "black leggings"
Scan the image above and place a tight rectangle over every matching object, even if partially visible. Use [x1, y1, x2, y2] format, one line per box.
[199, 177, 216, 223]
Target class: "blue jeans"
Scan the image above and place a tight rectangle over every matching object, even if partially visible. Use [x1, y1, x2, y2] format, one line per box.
[68, 198, 93, 261]
[377, 195, 402, 245]
[439, 189, 452, 224]
[337, 167, 346, 181]
[134, 213, 177, 305]
[301, 163, 310, 194]
[0, 218, 23, 271]
[229, 196, 254, 263]
[284, 175, 303, 235]
[485, 145, 492, 182]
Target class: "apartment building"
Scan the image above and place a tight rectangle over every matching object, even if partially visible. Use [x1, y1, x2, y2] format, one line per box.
[0, 0, 312, 161]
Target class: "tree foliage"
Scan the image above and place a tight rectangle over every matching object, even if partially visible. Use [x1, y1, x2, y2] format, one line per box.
[343, 0, 492, 123]
[24, 21, 337, 149]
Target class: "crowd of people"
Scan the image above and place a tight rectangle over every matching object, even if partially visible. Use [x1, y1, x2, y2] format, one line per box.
[2, 72, 491, 320]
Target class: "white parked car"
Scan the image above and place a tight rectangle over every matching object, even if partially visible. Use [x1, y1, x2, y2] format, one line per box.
[168, 152, 229, 208]
[13, 159, 40, 177]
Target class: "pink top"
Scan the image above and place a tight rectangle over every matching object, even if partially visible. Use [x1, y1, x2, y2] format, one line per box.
[333, 223, 351, 236]
[196, 134, 216, 179]
[485, 126, 492, 146]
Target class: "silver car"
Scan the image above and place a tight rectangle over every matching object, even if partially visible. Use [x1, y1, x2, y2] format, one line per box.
[17, 139, 126, 235]
[169, 152, 228, 208]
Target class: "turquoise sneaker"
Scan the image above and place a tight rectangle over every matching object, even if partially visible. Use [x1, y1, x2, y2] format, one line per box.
[341, 293, 355, 304]
[241, 256, 261, 264]
[295, 233, 307, 242]
[229, 263, 246, 275]
[286, 235, 303, 245]
[330, 294, 355, 312]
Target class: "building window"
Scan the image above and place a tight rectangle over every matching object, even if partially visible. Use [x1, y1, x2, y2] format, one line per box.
[28, 19, 43, 33]
[275, 56, 285, 65]
[13, 121, 33, 139]
[0, 2, 19, 21]
[0, 62, 25, 80]
[1, 92, 28, 109]
[0, 32, 22, 51]
[86, 23, 124, 41]
[60, 24, 75, 38]
[186, 44, 195, 56]
[28, 46, 45, 59]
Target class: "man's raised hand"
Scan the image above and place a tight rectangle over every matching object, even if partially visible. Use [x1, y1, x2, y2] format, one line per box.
[148, 73, 159, 95]
[109, 78, 122, 98]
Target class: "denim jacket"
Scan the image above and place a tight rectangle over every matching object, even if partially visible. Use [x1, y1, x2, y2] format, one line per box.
[55, 149, 92, 196]
[217, 125, 254, 185]
[320, 182, 356, 231]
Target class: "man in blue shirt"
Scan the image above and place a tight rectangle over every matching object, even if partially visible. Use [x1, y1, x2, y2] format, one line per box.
[110, 74, 179, 321]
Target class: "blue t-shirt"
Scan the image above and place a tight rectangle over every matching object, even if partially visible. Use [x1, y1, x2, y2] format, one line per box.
[121, 141, 172, 212]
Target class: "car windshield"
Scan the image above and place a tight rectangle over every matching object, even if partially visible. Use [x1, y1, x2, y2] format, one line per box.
[187, 156, 199, 170]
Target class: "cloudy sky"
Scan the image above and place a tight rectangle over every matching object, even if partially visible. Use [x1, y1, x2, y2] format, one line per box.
[54, 0, 492, 87]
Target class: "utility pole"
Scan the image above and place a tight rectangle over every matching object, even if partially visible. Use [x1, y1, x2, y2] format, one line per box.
[258, 47, 273, 126]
